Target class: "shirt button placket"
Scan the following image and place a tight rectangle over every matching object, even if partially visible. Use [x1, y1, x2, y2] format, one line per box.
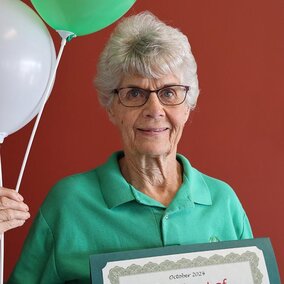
[162, 213, 170, 245]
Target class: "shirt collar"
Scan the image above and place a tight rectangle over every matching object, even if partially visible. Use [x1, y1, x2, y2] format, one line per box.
[177, 154, 212, 206]
[98, 151, 212, 209]
[97, 152, 135, 209]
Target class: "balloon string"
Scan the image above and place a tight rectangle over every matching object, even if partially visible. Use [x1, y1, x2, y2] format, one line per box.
[0, 147, 4, 284]
[0, 235, 3, 284]
[15, 37, 67, 193]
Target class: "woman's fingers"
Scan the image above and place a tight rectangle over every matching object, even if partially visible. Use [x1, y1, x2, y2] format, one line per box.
[0, 211, 30, 233]
[0, 187, 30, 233]
[0, 219, 27, 233]
[0, 208, 30, 222]
[0, 187, 25, 202]
[0, 196, 29, 211]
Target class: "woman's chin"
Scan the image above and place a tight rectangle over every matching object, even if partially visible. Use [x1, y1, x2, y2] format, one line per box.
[134, 144, 173, 157]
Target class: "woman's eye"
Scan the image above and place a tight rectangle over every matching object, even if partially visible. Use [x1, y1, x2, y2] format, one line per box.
[130, 90, 140, 97]
[161, 88, 175, 98]
[127, 88, 144, 99]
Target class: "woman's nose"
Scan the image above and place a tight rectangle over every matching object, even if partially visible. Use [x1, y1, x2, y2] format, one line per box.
[142, 92, 165, 118]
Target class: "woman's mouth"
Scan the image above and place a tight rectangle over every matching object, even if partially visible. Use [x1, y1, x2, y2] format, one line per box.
[137, 127, 169, 133]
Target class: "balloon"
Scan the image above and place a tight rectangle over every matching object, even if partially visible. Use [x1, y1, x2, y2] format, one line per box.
[0, 0, 56, 143]
[31, 0, 136, 36]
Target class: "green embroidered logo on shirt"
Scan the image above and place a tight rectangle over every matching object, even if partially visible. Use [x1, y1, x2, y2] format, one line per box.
[209, 236, 220, 242]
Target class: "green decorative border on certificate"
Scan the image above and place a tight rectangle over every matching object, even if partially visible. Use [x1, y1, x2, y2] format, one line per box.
[108, 251, 262, 284]
[90, 238, 281, 284]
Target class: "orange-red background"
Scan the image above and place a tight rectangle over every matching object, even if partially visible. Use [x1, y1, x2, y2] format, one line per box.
[2, 0, 283, 281]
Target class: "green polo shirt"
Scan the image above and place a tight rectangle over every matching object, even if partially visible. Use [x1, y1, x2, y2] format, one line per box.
[8, 151, 252, 283]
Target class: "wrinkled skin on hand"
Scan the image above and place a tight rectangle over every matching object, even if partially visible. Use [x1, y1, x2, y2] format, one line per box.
[0, 187, 30, 234]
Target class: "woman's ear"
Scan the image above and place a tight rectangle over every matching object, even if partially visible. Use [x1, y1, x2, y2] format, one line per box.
[184, 105, 191, 124]
[107, 105, 117, 125]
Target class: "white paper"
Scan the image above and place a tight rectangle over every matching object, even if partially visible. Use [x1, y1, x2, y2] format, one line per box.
[102, 246, 269, 284]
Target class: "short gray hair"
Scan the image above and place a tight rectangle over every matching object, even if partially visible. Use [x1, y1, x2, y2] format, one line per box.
[94, 11, 199, 109]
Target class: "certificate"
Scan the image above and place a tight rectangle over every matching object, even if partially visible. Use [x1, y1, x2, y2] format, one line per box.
[89, 238, 280, 284]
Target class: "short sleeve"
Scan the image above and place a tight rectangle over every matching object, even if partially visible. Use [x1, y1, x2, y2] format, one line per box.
[7, 210, 62, 284]
[240, 212, 253, 239]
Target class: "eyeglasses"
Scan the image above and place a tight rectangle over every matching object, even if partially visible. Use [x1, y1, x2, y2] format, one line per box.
[113, 85, 190, 107]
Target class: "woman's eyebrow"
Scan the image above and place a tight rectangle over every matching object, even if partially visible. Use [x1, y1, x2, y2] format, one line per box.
[124, 84, 143, 88]
[122, 83, 179, 89]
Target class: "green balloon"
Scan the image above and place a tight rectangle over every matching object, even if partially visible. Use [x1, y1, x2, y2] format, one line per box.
[31, 0, 136, 36]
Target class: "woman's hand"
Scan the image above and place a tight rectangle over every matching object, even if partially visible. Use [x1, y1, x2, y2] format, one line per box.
[0, 187, 30, 234]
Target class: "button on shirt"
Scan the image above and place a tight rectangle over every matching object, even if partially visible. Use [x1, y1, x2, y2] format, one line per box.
[8, 151, 253, 284]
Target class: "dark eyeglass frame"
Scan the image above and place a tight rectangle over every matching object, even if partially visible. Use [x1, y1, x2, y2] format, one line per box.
[113, 84, 190, 107]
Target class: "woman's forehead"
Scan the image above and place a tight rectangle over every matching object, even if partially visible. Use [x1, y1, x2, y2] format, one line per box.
[120, 73, 181, 88]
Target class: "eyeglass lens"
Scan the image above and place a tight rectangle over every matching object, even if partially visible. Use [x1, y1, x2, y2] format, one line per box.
[117, 85, 189, 107]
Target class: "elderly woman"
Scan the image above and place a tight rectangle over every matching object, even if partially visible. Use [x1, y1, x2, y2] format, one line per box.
[5, 12, 252, 283]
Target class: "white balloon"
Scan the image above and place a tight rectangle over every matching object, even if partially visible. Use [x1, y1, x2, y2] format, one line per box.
[0, 0, 56, 143]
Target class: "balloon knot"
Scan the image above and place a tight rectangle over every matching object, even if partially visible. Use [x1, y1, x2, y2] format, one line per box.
[67, 34, 77, 42]
[56, 30, 77, 41]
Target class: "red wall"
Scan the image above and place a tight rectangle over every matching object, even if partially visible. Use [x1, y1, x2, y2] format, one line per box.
[2, 0, 284, 280]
